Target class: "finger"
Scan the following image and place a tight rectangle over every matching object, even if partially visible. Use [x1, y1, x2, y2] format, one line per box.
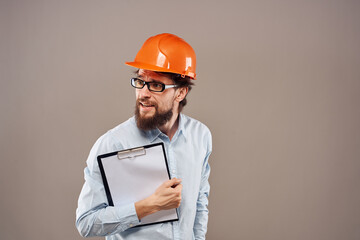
[171, 179, 182, 188]
[174, 183, 183, 191]
[163, 178, 181, 188]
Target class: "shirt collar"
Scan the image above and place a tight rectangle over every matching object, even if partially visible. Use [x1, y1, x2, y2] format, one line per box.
[177, 113, 187, 140]
[146, 128, 162, 143]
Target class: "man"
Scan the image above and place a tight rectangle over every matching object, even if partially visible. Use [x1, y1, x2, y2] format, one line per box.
[76, 33, 212, 240]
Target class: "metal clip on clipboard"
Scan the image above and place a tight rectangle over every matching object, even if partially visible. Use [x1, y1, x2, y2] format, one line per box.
[117, 147, 146, 160]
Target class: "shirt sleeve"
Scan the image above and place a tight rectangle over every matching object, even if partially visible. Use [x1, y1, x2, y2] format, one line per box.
[75, 133, 141, 237]
[193, 129, 212, 239]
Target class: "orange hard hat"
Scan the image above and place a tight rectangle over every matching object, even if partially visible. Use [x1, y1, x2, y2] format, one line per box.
[125, 33, 197, 79]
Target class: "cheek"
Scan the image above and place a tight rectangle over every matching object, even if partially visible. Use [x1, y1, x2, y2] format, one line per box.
[150, 93, 175, 109]
[163, 96, 176, 109]
[135, 89, 142, 98]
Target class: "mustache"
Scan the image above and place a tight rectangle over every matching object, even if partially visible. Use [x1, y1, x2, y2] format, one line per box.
[136, 98, 157, 108]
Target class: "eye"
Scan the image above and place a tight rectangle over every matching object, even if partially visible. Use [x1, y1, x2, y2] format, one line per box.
[149, 82, 163, 90]
[134, 79, 144, 87]
[152, 83, 162, 88]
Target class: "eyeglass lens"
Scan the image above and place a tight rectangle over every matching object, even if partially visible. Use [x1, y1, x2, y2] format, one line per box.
[132, 78, 164, 92]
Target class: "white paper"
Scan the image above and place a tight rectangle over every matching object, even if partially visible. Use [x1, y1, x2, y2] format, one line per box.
[100, 144, 178, 225]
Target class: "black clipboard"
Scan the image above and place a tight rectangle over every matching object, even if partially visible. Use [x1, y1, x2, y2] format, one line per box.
[97, 142, 179, 227]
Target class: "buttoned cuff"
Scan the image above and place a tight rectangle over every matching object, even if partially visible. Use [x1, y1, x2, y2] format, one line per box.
[115, 203, 141, 230]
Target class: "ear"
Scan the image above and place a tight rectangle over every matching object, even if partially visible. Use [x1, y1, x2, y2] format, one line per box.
[175, 87, 189, 103]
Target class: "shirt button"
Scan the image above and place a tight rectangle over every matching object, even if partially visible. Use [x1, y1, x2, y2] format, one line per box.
[172, 170, 176, 174]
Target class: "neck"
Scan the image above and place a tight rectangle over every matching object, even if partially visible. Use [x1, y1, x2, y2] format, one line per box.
[158, 111, 180, 141]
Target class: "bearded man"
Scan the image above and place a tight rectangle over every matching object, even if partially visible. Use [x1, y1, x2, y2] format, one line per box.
[76, 33, 212, 240]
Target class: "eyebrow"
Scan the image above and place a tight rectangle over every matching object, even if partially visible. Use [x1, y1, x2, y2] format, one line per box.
[136, 74, 163, 84]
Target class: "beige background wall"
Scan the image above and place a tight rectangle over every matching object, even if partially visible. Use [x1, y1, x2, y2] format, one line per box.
[1, 0, 360, 239]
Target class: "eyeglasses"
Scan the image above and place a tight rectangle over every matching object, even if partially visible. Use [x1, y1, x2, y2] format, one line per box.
[130, 78, 178, 92]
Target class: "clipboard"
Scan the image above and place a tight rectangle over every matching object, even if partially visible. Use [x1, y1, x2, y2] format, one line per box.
[97, 142, 179, 227]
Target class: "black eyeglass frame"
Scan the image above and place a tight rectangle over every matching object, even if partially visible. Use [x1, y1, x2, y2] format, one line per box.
[130, 78, 178, 92]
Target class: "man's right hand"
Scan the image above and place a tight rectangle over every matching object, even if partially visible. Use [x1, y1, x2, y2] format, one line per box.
[135, 178, 182, 220]
[151, 178, 183, 210]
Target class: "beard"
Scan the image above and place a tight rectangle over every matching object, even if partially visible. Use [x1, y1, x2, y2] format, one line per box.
[135, 98, 173, 131]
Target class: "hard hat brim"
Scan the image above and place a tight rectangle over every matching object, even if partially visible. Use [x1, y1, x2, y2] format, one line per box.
[125, 61, 196, 79]
[125, 61, 173, 74]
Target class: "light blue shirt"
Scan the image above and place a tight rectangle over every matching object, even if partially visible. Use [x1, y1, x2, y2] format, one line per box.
[76, 114, 212, 240]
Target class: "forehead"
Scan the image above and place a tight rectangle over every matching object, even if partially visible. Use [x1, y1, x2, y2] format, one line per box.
[137, 69, 173, 84]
